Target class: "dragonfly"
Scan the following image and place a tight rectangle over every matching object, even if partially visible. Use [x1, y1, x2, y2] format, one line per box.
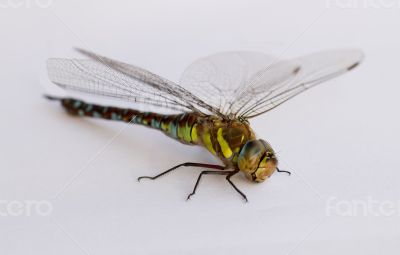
[46, 48, 363, 202]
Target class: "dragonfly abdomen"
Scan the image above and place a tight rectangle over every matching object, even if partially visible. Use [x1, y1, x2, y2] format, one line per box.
[55, 97, 200, 144]
[59, 98, 139, 122]
[51, 97, 257, 167]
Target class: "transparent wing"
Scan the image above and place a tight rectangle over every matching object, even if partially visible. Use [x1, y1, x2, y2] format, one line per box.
[180, 51, 299, 116]
[48, 49, 363, 119]
[233, 49, 364, 119]
[47, 49, 224, 116]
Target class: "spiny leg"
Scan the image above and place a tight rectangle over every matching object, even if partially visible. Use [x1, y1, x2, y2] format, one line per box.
[226, 171, 248, 202]
[276, 167, 291, 176]
[137, 162, 226, 181]
[187, 171, 229, 200]
[187, 170, 248, 202]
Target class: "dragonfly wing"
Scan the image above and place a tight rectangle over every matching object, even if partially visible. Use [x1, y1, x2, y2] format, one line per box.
[48, 49, 224, 116]
[48, 49, 363, 118]
[179, 51, 296, 116]
[232, 49, 364, 119]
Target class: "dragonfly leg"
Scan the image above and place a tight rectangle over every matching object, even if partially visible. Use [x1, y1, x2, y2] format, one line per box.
[276, 167, 291, 176]
[187, 170, 247, 202]
[226, 171, 248, 202]
[187, 171, 230, 200]
[138, 162, 226, 181]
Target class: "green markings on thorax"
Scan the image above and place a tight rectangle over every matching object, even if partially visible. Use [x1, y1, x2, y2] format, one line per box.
[195, 118, 255, 165]
[217, 127, 233, 158]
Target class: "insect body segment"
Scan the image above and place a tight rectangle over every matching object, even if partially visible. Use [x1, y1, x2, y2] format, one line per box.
[58, 97, 259, 170]
[193, 117, 256, 168]
[59, 98, 200, 144]
[60, 98, 139, 122]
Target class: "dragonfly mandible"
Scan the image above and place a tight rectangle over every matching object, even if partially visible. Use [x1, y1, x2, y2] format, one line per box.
[46, 48, 363, 202]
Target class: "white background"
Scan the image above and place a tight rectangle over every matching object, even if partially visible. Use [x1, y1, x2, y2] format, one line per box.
[1, 0, 400, 254]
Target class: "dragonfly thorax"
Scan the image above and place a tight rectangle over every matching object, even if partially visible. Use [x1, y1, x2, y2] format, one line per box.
[193, 116, 255, 166]
[192, 116, 278, 181]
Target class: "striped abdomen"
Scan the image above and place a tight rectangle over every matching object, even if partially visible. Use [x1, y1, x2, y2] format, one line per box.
[58, 98, 201, 144]
[55, 97, 256, 167]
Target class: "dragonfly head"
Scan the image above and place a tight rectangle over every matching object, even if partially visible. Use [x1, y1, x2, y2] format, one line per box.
[237, 139, 278, 183]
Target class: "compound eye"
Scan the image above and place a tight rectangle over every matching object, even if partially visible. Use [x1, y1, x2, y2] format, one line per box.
[252, 153, 278, 182]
